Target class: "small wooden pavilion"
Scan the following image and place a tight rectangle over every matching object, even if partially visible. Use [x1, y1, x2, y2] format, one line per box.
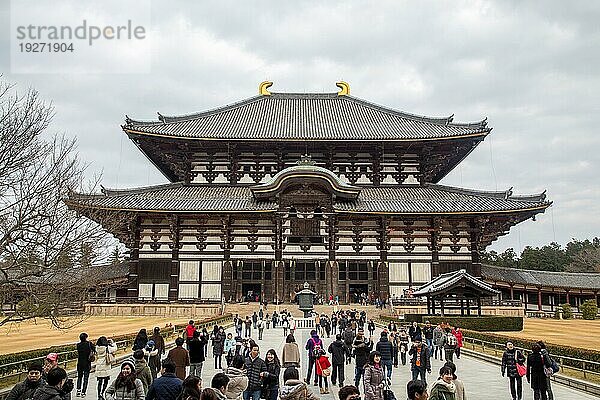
[413, 269, 499, 316]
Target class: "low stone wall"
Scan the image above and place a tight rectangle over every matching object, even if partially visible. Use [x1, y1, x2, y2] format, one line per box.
[392, 305, 524, 317]
[84, 303, 222, 318]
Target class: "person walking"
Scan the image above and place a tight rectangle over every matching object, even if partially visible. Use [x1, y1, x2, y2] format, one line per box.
[225, 355, 249, 400]
[502, 341, 525, 400]
[282, 334, 301, 368]
[146, 360, 183, 400]
[452, 327, 463, 360]
[342, 327, 356, 365]
[76, 332, 95, 397]
[375, 332, 394, 382]
[7, 362, 44, 400]
[132, 350, 152, 395]
[408, 322, 422, 342]
[213, 327, 226, 370]
[244, 317, 252, 338]
[95, 336, 117, 400]
[104, 360, 144, 400]
[352, 328, 373, 389]
[252, 312, 258, 329]
[314, 346, 331, 395]
[390, 331, 400, 368]
[432, 324, 444, 361]
[538, 341, 555, 400]
[132, 329, 148, 352]
[328, 334, 350, 387]
[363, 351, 384, 400]
[304, 330, 323, 386]
[367, 320, 375, 337]
[423, 321, 434, 357]
[243, 343, 267, 400]
[281, 317, 290, 337]
[167, 337, 190, 380]
[257, 319, 264, 340]
[444, 361, 466, 400]
[262, 349, 281, 400]
[279, 367, 319, 400]
[399, 329, 410, 366]
[149, 327, 166, 380]
[442, 328, 457, 362]
[409, 336, 431, 385]
[526, 344, 548, 400]
[429, 366, 456, 400]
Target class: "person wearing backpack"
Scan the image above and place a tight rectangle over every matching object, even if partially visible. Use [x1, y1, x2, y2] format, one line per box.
[501, 341, 525, 400]
[342, 327, 355, 365]
[538, 341, 557, 400]
[133, 350, 152, 395]
[95, 336, 117, 400]
[442, 328, 457, 362]
[304, 330, 323, 386]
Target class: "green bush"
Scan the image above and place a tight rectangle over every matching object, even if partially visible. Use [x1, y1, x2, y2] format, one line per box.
[580, 300, 598, 320]
[462, 329, 600, 373]
[561, 303, 573, 319]
[380, 315, 523, 331]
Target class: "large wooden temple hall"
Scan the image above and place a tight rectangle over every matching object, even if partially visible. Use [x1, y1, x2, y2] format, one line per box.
[68, 82, 551, 303]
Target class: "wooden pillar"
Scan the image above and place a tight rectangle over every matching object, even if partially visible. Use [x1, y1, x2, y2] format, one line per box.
[510, 284, 514, 300]
[460, 299, 465, 316]
[126, 214, 141, 299]
[566, 289, 570, 305]
[537, 287, 542, 311]
[469, 218, 482, 276]
[440, 297, 445, 316]
[477, 296, 482, 316]
[466, 298, 471, 316]
[523, 285, 528, 310]
[431, 218, 441, 277]
[378, 216, 389, 300]
[431, 297, 436, 315]
[168, 216, 181, 301]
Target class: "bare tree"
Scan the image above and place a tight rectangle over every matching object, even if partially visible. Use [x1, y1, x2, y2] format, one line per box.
[0, 77, 114, 327]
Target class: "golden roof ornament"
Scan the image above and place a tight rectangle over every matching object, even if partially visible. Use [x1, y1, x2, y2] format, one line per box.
[259, 81, 273, 96]
[336, 81, 350, 96]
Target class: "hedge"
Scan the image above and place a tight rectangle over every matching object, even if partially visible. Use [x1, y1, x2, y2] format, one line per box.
[0, 313, 232, 377]
[380, 315, 523, 331]
[462, 329, 600, 372]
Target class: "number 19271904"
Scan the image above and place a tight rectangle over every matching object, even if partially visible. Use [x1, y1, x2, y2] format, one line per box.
[19, 43, 74, 52]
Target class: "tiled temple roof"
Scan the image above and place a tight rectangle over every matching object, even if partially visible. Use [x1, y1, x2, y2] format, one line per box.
[123, 92, 491, 141]
[413, 269, 499, 296]
[481, 264, 600, 290]
[68, 182, 549, 214]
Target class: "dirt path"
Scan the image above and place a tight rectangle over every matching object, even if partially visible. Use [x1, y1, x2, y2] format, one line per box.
[495, 318, 600, 349]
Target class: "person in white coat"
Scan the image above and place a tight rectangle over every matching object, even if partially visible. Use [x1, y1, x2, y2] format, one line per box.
[95, 336, 118, 399]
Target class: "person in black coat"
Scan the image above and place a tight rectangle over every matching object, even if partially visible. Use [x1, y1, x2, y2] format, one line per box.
[328, 335, 351, 387]
[132, 329, 148, 351]
[76, 332, 95, 397]
[7, 363, 44, 400]
[375, 332, 394, 381]
[408, 322, 422, 341]
[352, 329, 373, 389]
[408, 336, 431, 385]
[262, 349, 281, 400]
[526, 344, 548, 400]
[244, 344, 267, 400]
[188, 330, 208, 377]
[502, 341, 525, 400]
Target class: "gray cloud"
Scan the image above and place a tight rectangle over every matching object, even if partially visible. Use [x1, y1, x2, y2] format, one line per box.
[1, 0, 599, 253]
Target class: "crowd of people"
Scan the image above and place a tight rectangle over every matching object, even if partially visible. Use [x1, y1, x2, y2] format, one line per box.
[8, 307, 561, 400]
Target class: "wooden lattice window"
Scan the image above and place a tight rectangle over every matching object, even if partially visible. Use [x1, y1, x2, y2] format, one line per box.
[289, 217, 323, 243]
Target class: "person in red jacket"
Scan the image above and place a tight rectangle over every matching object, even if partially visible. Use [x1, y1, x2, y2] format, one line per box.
[451, 327, 463, 359]
[315, 346, 331, 394]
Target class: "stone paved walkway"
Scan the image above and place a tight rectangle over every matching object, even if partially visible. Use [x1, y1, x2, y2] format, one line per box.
[80, 322, 594, 399]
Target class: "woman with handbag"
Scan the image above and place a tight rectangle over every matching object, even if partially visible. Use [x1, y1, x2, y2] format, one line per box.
[96, 336, 118, 400]
[501, 341, 526, 400]
[314, 346, 331, 395]
[76, 332, 95, 397]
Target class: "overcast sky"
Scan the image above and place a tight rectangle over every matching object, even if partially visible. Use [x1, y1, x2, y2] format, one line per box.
[1, 1, 599, 253]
